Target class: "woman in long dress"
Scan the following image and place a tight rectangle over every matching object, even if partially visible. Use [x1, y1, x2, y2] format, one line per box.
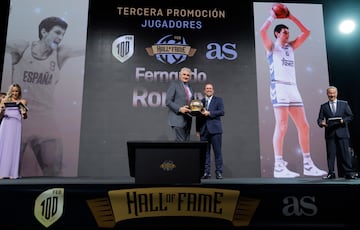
[0, 83, 28, 179]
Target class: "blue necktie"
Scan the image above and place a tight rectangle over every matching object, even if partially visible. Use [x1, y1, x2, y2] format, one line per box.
[330, 102, 336, 115]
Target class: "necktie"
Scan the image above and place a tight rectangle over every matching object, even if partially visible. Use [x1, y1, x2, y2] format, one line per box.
[184, 84, 191, 103]
[205, 98, 209, 110]
[330, 102, 336, 115]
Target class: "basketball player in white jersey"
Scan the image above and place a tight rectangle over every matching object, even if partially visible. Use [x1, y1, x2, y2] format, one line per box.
[4, 16, 84, 176]
[260, 7, 327, 178]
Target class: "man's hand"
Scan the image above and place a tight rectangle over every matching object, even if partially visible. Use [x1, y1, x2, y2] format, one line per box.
[179, 105, 191, 114]
[320, 119, 328, 127]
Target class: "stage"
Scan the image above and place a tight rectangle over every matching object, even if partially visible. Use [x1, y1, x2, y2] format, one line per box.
[1, 177, 360, 229]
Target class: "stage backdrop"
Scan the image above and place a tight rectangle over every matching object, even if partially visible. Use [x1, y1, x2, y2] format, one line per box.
[0, 0, 330, 178]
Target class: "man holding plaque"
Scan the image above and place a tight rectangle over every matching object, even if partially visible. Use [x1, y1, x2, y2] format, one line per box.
[165, 67, 194, 142]
[317, 86, 356, 179]
[196, 83, 225, 179]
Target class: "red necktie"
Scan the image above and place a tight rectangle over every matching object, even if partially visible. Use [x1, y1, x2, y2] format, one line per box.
[184, 84, 191, 103]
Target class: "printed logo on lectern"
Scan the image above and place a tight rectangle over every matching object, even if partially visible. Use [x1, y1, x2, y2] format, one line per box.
[112, 35, 135, 63]
[34, 188, 64, 228]
[160, 160, 176, 171]
[145, 34, 197, 64]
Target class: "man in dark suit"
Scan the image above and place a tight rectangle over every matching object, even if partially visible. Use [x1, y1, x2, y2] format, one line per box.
[317, 86, 356, 179]
[196, 83, 225, 179]
[165, 67, 194, 142]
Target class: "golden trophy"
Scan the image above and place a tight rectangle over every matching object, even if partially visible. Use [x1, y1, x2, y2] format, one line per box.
[189, 99, 204, 116]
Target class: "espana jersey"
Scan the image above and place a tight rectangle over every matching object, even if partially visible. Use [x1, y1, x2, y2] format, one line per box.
[12, 42, 60, 116]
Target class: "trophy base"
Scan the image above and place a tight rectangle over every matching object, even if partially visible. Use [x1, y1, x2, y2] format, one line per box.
[189, 110, 202, 116]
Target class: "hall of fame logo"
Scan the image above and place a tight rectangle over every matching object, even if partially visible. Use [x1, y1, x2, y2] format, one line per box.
[146, 34, 197, 64]
[87, 187, 260, 228]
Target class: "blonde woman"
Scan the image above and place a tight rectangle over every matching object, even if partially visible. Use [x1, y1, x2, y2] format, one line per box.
[0, 83, 28, 179]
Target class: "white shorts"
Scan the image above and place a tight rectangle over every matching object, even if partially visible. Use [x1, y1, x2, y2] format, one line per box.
[270, 81, 303, 107]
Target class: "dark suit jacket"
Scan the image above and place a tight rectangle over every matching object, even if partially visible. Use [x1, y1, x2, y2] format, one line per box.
[196, 96, 224, 135]
[317, 100, 353, 139]
[165, 80, 194, 128]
